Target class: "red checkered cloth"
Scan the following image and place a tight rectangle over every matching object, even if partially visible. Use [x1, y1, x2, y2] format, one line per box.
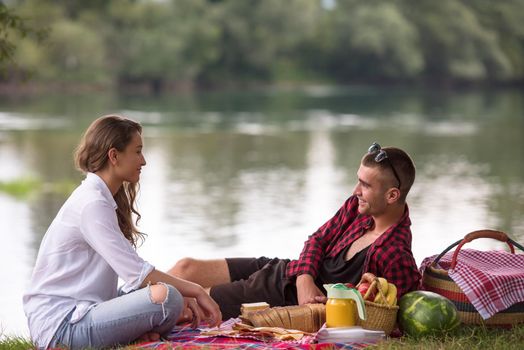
[420, 248, 524, 319]
[128, 318, 376, 349]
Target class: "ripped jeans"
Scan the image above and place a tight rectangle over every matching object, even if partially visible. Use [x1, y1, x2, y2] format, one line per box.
[49, 283, 183, 350]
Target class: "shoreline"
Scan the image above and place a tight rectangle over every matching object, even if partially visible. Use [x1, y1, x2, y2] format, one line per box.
[1, 79, 523, 98]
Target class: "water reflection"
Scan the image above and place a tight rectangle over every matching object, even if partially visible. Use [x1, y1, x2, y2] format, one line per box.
[0, 87, 523, 337]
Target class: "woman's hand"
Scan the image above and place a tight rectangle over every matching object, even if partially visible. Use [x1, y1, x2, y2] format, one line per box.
[142, 269, 222, 327]
[195, 290, 222, 327]
[177, 297, 201, 328]
[178, 294, 221, 328]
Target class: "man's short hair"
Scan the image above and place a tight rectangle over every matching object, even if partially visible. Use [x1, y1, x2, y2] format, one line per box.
[362, 146, 416, 201]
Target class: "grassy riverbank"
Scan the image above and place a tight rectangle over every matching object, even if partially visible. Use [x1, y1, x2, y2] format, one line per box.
[371, 324, 524, 349]
[2, 324, 523, 350]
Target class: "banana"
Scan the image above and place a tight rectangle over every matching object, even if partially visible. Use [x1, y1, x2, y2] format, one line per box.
[385, 283, 398, 306]
[377, 277, 389, 294]
[373, 277, 389, 304]
[373, 292, 385, 304]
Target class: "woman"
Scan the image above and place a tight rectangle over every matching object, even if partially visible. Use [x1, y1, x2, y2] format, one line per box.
[23, 115, 221, 349]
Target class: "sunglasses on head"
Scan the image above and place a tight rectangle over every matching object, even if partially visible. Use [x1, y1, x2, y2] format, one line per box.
[367, 142, 401, 189]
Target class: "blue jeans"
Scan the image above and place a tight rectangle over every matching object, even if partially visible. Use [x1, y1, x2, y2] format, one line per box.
[49, 284, 183, 349]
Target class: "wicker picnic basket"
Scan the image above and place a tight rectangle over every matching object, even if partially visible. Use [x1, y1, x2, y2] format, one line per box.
[422, 229, 524, 326]
[356, 275, 399, 335]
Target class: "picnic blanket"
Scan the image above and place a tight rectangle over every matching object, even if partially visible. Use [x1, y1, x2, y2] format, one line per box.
[129, 318, 377, 349]
[420, 248, 524, 319]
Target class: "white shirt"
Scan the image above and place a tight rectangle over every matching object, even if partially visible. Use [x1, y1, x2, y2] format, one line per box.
[23, 173, 154, 349]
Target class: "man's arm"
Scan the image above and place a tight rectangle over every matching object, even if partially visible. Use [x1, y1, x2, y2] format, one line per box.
[295, 274, 326, 305]
[291, 197, 359, 304]
[289, 196, 357, 278]
[375, 250, 421, 298]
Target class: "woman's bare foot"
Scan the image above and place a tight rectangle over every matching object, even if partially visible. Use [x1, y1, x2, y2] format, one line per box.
[177, 303, 194, 324]
[137, 332, 161, 342]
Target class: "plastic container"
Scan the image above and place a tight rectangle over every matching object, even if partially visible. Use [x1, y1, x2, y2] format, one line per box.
[324, 283, 366, 328]
[316, 325, 385, 343]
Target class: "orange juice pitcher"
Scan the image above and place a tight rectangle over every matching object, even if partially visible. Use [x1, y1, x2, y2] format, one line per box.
[324, 283, 367, 328]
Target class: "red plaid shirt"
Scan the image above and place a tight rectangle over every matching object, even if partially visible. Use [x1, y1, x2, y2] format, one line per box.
[286, 195, 421, 296]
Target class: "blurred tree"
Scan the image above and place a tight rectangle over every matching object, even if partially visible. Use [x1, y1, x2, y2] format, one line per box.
[11, 1, 110, 83]
[308, 0, 522, 84]
[2, 0, 524, 88]
[197, 0, 321, 86]
[41, 19, 110, 83]
[42, 0, 112, 19]
[403, 0, 513, 83]
[107, 0, 220, 92]
[0, 2, 46, 69]
[464, 0, 524, 78]
[321, 0, 423, 81]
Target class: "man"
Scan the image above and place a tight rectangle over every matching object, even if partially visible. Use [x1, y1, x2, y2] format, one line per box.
[169, 143, 421, 320]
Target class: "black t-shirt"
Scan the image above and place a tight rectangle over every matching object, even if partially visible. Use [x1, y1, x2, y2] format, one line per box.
[315, 244, 370, 289]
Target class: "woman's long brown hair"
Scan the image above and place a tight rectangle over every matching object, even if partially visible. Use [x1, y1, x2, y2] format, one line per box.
[74, 115, 145, 247]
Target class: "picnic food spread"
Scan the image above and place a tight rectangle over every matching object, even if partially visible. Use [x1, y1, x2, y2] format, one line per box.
[237, 273, 401, 335]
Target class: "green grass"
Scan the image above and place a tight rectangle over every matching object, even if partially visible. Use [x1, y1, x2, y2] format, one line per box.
[2, 325, 523, 350]
[0, 336, 33, 350]
[371, 324, 524, 350]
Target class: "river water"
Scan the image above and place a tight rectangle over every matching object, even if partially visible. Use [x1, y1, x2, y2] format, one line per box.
[0, 86, 523, 337]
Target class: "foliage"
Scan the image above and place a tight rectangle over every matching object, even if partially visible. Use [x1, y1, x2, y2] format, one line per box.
[2, 0, 524, 89]
[0, 177, 41, 199]
[402, 0, 513, 82]
[108, 0, 220, 90]
[315, 0, 423, 82]
[0, 177, 76, 199]
[196, 0, 320, 86]
[0, 2, 46, 69]
[41, 19, 109, 83]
